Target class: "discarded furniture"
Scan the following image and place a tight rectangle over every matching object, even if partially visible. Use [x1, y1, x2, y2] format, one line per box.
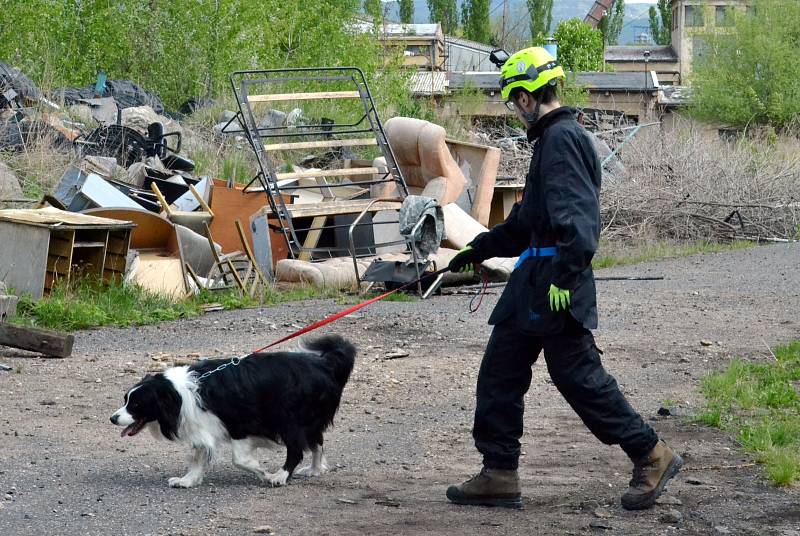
[0, 323, 74, 358]
[227, 67, 409, 263]
[198, 221, 267, 296]
[442, 203, 515, 280]
[151, 182, 213, 234]
[445, 138, 500, 227]
[489, 181, 525, 228]
[378, 117, 466, 205]
[54, 166, 143, 211]
[276, 257, 372, 290]
[207, 178, 275, 254]
[234, 219, 269, 293]
[0, 207, 134, 300]
[82, 207, 191, 299]
[248, 207, 290, 276]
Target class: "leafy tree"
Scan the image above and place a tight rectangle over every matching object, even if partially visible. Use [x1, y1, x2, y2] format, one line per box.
[527, 0, 554, 42]
[399, 0, 414, 24]
[552, 18, 604, 72]
[600, 0, 625, 46]
[690, 0, 800, 130]
[462, 0, 492, 44]
[0, 0, 411, 111]
[363, 0, 382, 21]
[427, 0, 459, 34]
[649, 0, 672, 45]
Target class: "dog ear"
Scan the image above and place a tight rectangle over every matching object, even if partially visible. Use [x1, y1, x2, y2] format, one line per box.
[155, 386, 182, 440]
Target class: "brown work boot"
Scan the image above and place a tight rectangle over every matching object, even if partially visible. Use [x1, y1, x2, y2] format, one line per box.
[446, 467, 522, 509]
[621, 440, 683, 510]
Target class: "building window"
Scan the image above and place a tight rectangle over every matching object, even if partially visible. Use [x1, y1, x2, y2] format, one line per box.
[685, 5, 705, 27]
[715, 6, 734, 26]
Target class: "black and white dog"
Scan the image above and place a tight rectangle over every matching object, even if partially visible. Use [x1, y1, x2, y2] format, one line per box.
[110, 335, 356, 488]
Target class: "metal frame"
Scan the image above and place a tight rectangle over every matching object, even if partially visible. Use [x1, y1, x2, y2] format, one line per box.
[227, 67, 410, 261]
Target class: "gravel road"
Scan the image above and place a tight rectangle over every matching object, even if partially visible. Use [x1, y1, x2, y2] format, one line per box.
[2, 243, 799, 535]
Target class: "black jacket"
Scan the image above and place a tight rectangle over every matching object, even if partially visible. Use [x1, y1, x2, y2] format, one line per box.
[471, 107, 601, 335]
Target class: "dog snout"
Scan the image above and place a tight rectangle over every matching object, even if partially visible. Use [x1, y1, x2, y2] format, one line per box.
[110, 414, 119, 424]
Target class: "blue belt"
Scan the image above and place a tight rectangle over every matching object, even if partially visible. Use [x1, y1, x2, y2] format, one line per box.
[514, 246, 557, 269]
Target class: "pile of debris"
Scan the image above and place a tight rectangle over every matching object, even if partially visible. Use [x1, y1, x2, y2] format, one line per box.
[0, 62, 528, 306]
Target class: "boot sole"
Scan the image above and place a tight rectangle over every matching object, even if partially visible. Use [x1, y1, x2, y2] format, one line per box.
[446, 488, 523, 509]
[621, 454, 684, 511]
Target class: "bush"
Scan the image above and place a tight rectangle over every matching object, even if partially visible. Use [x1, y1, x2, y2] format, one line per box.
[0, 0, 410, 112]
[690, 0, 800, 130]
[551, 19, 604, 73]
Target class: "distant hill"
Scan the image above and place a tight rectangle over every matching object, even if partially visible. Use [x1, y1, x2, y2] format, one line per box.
[384, 1, 658, 45]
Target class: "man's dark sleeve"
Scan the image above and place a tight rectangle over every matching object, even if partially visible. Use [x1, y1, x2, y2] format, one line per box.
[542, 131, 600, 290]
[469, 201, 530, 260]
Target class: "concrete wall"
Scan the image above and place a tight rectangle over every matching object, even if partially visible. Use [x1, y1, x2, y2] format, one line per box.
[671, 1, 748, 82]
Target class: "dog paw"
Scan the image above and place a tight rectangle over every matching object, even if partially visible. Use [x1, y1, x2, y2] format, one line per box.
[168, 476, 198, 488]
[294, 464, 328, 477]
[264, 469, 289, 487]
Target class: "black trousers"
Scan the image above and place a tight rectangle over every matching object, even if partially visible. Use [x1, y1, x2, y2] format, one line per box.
[473, 320, 658, 470]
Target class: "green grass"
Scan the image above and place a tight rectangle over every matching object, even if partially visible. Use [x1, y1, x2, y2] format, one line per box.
[698, 341, 800, 486]
[11, 279, 343, 332]
[593, 239, 756, 270]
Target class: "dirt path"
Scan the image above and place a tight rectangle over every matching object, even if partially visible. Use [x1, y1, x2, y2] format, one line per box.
[2, 243, 800, 535]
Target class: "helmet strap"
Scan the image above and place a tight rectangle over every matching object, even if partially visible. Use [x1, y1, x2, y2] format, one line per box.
[521, 89, 545, 126]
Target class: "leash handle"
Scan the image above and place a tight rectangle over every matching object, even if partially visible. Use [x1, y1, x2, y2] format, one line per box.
[253, 267, 450, 353]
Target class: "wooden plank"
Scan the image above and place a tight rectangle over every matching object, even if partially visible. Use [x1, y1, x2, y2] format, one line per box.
[47, 235, 74, 258]
[0, 207, 134, 229]
[282, 200, 402, 219]
[0, 323, 74, 358]
[299, 216, 327, 261]
[264, 138, 377, 151]
[46, 255, 71, 274]
[276, 167, 379, 181]
[248, 91, 360, 103]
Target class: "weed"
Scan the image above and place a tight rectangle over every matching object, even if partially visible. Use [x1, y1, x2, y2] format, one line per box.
[698, 341, 800, 486]
[14, 279, 202, 331]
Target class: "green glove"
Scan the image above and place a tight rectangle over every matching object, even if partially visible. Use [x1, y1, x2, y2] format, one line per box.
[448, 245, 482, 273]
[548, 284, 571, 312]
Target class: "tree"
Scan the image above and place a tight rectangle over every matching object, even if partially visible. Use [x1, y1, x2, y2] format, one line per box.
[527, 0, 554, 42]
[649, 0, 672, 45]
[552, 18, 604, 72]
[462, 0, 491, 44]
[691, 0, 800, 130]
[363, 0, 382, 21]
[427, 0, 458, 34]
[399, 0, 414, 24]
[600, 0, 625, 46]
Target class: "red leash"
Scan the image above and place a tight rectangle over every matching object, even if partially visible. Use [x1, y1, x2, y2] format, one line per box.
[252, 267, 450, 353]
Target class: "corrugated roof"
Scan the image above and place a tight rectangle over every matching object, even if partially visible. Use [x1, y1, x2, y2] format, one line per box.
[605, 45, 679, 62]
[408, 71, 448, 96]
[444, 36, 495, 53]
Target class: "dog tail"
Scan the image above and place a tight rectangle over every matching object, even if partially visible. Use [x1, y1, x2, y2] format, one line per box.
[302, 335, 356, 386]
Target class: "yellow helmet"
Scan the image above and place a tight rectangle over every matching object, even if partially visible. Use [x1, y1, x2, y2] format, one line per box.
[499, 47, 566, 101]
